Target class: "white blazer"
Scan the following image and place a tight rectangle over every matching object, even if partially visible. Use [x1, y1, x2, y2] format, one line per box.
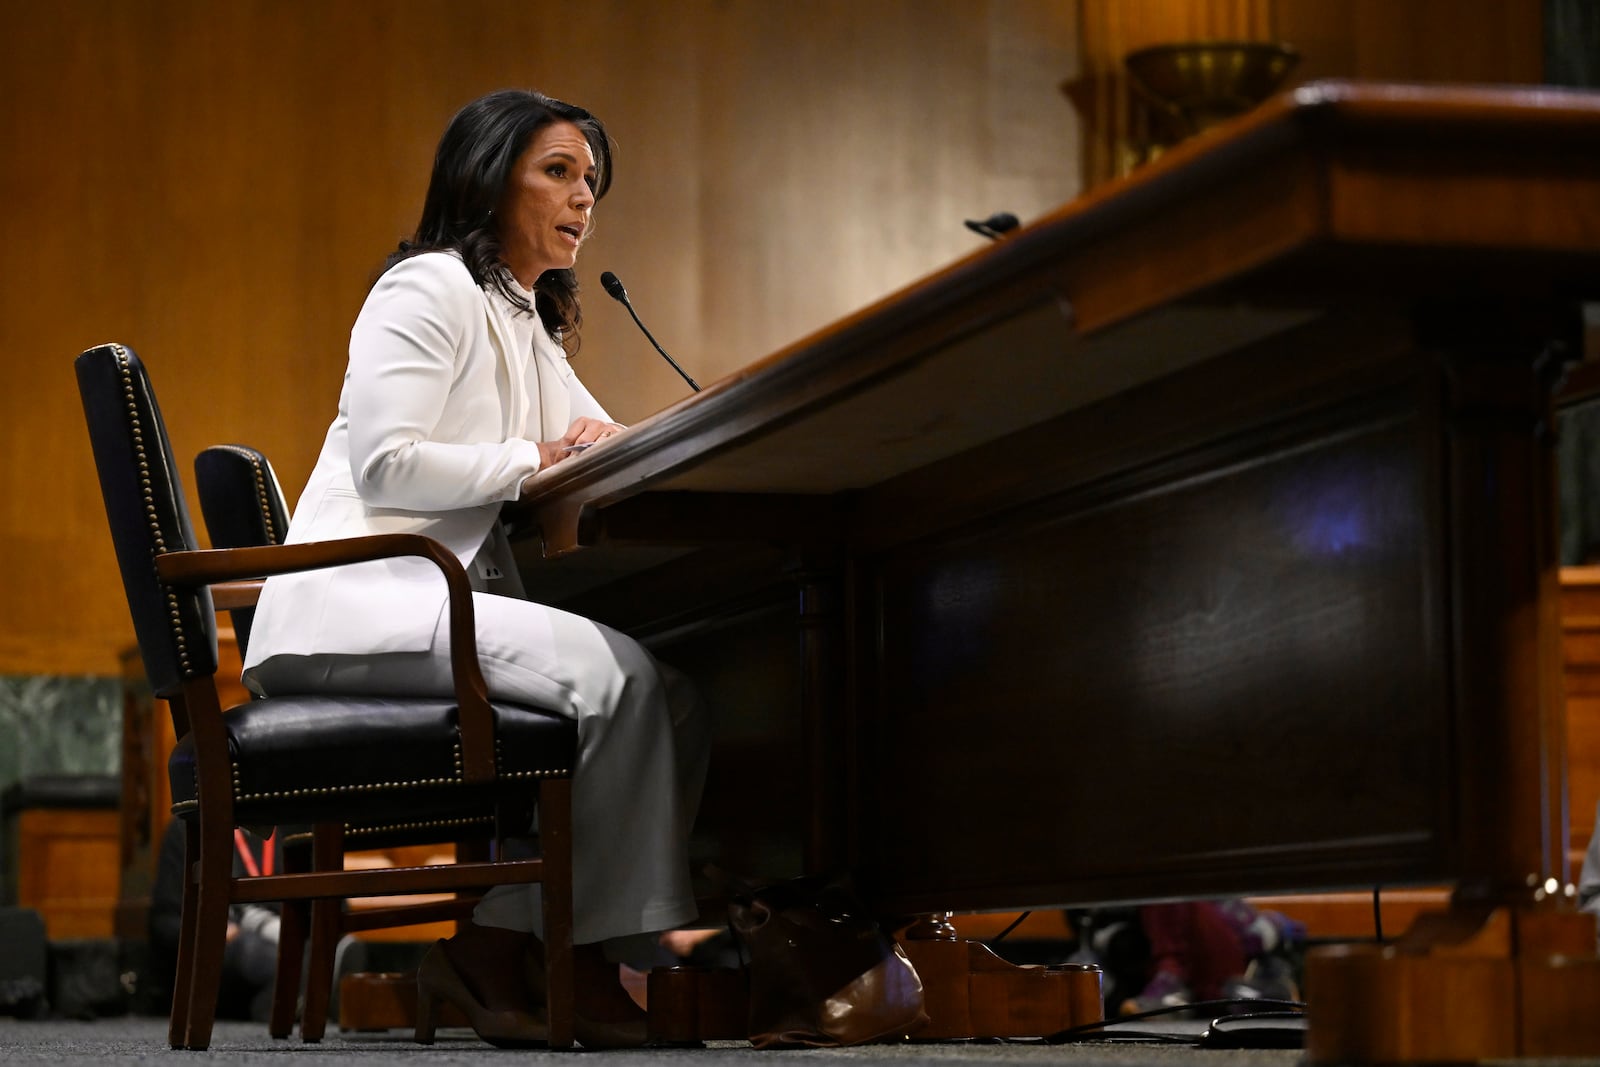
[241, 252, 609, 676]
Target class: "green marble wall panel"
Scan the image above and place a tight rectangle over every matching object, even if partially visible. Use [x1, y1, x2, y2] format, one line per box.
[0, 674, 121, 893]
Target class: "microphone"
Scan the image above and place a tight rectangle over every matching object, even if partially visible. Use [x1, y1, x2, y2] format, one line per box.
[963, 211, 1020, 241]
[599, 271, 700, 392]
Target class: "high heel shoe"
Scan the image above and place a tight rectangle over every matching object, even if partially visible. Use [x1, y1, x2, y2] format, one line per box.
[415, 940, 548, 1049]
[525, 939, 649, 1049]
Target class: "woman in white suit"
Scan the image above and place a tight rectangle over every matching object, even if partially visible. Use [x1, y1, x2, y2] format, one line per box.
[242, 89, 708, 1048]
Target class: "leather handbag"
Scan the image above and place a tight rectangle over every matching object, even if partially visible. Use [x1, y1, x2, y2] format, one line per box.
[727, 873, 928, 1048]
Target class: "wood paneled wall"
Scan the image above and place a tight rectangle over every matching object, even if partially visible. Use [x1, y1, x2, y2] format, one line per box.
[1, 1, 1080, 677]
[0, 1, 1552, 677]
[1075, 0, 1545, 186]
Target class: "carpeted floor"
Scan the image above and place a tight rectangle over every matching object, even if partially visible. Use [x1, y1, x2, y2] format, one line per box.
[0, 1016, 1312, 1067]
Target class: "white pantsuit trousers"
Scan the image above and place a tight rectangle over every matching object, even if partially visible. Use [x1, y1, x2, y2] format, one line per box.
[248, 591, 711, 945]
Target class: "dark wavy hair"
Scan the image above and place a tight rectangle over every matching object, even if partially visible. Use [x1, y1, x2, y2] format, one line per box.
[384, 89, 614, 348]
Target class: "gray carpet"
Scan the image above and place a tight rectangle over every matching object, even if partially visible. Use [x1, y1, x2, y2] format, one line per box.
[0, 1017, 1309, 1066]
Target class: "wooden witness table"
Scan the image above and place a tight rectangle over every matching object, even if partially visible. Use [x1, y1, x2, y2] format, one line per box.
[508, 82, 1600, 1059]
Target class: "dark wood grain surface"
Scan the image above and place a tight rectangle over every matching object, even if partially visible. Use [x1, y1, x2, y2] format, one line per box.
[508, 82, 1600, 913]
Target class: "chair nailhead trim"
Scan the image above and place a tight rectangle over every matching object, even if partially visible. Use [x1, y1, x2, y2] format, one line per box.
[115, 344, 190, 673]
[231, 747, 465, 802]
[219, 743, 568, 803]
[280, 817, 496, 847]
[182, 724, 571, 814]
[234, 778, 464, 802]
[175, 765, 570, 816]
[228, 766, 571, 800]
[247, 451, 278, 543]
[347, 816, 490, 835]
[495, 737, 571, 777]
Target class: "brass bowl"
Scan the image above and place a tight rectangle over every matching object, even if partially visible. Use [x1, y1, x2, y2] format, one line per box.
[1124, 40, 1300, 134]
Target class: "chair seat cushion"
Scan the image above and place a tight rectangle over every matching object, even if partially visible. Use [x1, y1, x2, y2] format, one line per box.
[168, 695, 576, 826]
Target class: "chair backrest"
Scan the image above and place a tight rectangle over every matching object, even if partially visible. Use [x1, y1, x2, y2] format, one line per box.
[194, 445, 290, 551]
[76, 343, 218, 697]
[194, 445, 291, 657]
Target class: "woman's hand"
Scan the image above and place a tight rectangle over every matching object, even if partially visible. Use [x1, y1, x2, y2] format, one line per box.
[539, 417, 626, 465]
[520, 418, 629, 496]
[559, 416, 627, 450]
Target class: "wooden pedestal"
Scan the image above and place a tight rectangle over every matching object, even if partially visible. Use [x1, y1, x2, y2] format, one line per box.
[897, 930, 1102, 1040]
[338, 970, 466, 1032]
[1306, 906, 1600, 1062]
[641, 920, 1102, 1046]
[6, 804, 120, 939]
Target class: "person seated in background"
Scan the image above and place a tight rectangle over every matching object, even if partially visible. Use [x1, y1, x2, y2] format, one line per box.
[1119, 899, 1303, 1014]
[149, 818, 284, 1022]
[1071, 898, 1303, 1016]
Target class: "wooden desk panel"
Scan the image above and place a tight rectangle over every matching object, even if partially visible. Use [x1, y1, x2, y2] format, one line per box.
[507, 82, 1600, 1056]
[870, 382, 1446, 911]
[509, 82, 1600, 915]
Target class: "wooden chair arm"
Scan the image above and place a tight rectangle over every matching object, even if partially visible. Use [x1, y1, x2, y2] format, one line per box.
[155, 536, 496, 782]
[210, 579, 263, 610]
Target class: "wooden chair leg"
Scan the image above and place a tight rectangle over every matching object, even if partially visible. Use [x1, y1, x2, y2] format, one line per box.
[269, 838, 311, 1039]
[299, 823, 345, 1043]
[268, 898, 306, 1039]
[539, 778, 575, 1051]
[300, 898, 342, 1042]
[180, 813, 235, 1051]
[167, 820, 200, 1049]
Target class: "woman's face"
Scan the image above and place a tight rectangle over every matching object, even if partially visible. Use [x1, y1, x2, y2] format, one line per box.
[496, 120, 597, 287]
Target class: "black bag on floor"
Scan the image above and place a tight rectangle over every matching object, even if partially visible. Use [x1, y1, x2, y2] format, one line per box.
[0, 907, 48, 1018]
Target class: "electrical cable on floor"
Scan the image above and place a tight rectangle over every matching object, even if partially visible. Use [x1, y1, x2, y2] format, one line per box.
[1045, 997, 1306, 1045]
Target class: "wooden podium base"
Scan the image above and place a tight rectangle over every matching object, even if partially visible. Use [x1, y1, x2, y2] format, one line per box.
[644, 944, 1101, 1044]
[1305, 905, 1600, 1063]
[897, 931, 1103, 1040]
[340, 925, 1104, 1044]
[338, 971, 466, 1033]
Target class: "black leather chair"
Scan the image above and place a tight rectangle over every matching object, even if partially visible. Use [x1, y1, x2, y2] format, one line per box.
[77, 343, 577, 1050]
[192, 444, 290, 658]
[193, 442, 496, 1041]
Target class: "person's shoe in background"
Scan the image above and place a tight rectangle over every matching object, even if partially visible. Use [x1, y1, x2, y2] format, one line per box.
[1119, 968, 1192, 1016]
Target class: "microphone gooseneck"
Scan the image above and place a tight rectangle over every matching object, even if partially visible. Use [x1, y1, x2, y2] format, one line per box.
[964, 211, 1021, 241]
[598, 271, 700, 392]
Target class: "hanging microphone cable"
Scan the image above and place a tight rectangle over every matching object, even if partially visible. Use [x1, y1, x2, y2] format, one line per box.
[964, 211, 1021, 240]
[599, 271, 700, 392]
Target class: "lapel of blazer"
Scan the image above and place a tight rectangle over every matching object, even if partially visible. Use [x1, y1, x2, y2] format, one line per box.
[479, 287, 535, 441]
[531, 326, 571, 440]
